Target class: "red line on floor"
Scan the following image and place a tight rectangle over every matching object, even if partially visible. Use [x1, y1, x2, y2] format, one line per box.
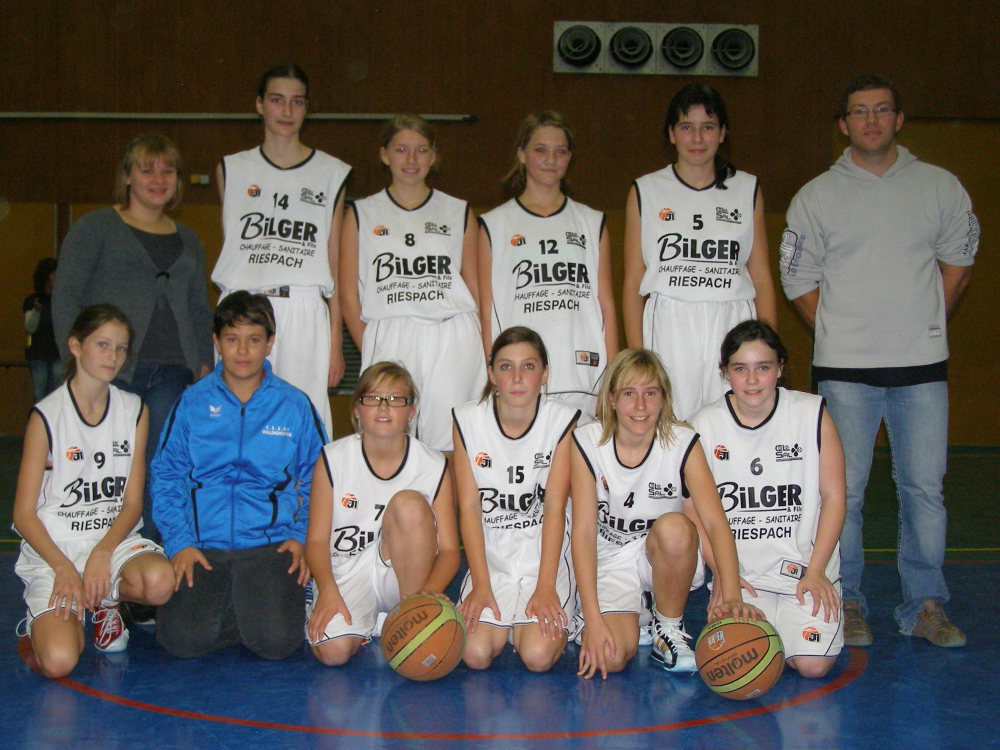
[19, 636, 868, 740]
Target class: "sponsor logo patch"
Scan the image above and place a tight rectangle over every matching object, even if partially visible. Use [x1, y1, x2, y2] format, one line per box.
[424, 222, 452, 236]
[510, 234, 526, 247]
[576, 351, 600, 367]
[66, 447, 84, 462]
[341, 493, 358, 509]
[300, 188, 326, 206]
[474, 452, 492, 468]
[247, 185, 261, 197]
[716, 207, 742, 224]
[714, 445, 730, 461]
[659, 208, 675, 221]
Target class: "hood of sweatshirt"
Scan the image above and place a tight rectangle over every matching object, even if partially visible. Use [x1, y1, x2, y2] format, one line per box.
[830, 145, 917, 181]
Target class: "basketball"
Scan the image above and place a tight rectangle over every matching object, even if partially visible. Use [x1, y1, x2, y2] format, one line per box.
[380, 594, 466, 681]
[695, 617, 785, 700]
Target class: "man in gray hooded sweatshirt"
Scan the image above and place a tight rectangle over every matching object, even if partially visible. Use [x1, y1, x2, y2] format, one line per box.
[780, 74, 978, 649]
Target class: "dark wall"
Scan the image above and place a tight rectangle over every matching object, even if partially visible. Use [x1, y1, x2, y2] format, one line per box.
[2, 1, 998, 211]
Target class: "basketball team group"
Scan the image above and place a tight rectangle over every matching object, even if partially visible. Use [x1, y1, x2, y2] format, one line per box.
[14, 62, 978, 684]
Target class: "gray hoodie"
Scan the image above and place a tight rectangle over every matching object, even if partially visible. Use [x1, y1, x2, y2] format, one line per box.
[780, 146, 978, 369]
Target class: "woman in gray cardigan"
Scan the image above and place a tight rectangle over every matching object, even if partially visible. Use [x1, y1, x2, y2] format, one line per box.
[52, 133, 214, 543]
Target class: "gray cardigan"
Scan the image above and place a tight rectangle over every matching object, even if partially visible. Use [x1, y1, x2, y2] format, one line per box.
[52, 207, 214, 381]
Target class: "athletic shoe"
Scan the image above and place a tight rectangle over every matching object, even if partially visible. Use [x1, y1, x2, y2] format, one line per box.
[122, 602, 156, 627]
[906, 600, 966, 648]
[637, 592, 654, 646]
[843, 599, 873, 647]
[92, 605, 129, 653]
[651, 619, 697, 672]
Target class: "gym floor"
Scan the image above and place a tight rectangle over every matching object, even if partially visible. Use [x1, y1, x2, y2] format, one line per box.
[1, 442, 996, 750]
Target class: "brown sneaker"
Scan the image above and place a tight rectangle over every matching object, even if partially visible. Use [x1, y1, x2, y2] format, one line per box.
[843, 599, 873, 647]
[908, 600, 966, 648]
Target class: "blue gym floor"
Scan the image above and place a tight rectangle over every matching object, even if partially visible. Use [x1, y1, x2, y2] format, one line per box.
[1, 447, 997, 749]
[1, 557, 995, 750]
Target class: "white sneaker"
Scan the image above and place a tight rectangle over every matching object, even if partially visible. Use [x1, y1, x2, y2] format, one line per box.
[651, 618, 696, 672]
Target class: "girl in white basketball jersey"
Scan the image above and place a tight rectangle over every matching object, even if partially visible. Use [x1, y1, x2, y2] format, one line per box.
[305, 362, 459, 666]
[13, 305, 175, 679]
[572, 348, 762, 679]
[623, 84, 777, 421]
[454, 327, 579, 672]
[341, 115, 484, 453]
[213, 63, 352, 436]
[693, 321, 845, 678]
[479, 112, 618, 422]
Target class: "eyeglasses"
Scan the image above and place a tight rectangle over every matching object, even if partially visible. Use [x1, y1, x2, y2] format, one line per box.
[357, 395, 412, 407]
[845, 106, 896, 120]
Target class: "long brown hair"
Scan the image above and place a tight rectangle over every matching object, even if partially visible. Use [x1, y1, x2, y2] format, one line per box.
[500, 111, 575, 199]
[64, 304, 134, 382]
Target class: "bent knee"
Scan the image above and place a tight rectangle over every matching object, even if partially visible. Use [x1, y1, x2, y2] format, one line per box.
[385, 491, 434, 527]
[787, 656, 835, 679]
[647, 513, 698, 555]
[518, 639, 565, 673]
[35, 643, 81, 680]
[141, 568, 176, 607]
[463, 641, 498, 671]
[312, 639, 360, 667]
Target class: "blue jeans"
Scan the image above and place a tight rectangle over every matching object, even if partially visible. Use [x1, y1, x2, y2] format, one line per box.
[818, 379, 950, 631]
[28, 359, 62, 404]
[114, 364, 193, 544]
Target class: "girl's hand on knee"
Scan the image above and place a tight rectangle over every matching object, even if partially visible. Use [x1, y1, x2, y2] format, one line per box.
[457, 587, 499, 633]
[525, 585, 567, 640]
[308, 589, 351, 644]
[82, 548, 112, 610]
[50, 563, 85, 622]
[797, 572, 840, 622]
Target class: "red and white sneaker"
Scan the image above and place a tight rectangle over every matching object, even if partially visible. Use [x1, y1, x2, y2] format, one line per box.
[93, 605, 129, 653]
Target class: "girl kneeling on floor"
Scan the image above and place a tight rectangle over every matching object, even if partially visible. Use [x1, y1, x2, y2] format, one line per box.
[571, 348, 762, 679]
[454, 326, 579, 672]
[14, 304, 175, 678]
[305, 361, 459, 665]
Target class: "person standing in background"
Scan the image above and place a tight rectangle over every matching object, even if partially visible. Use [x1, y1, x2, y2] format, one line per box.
[52, 134, 215, 544]
[23, 258, 61, 403]
[780, 74, 978, 648]
[212, 62, 351, 437]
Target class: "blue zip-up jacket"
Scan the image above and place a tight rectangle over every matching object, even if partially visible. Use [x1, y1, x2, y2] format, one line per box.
[151, 360, 327, 560]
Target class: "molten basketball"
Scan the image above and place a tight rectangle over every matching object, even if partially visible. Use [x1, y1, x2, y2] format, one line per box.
[695, 617, 785, 700]
[380, 594, 466, 681]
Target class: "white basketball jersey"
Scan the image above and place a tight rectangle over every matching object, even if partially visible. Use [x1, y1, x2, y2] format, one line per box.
[322, 433, 446, 563]
[31, 383, 142, 543]
[213, 148, 351, 295]
[480, 198, 608, 399]
[453, 396, 579, 532]
[693, 388, 840, 594]
[573, 421, 698, 555]
[354, 189, 477, 322]
[635, 167, 757, 302]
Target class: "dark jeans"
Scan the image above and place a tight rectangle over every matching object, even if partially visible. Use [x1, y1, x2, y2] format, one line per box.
[28, 359, 62, 404]
[156, 543, 306, 660]
[115, 363, 192, 543]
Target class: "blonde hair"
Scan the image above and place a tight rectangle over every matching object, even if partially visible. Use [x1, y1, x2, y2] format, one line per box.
[114, 133, 183, 210]
[351, 361, 418, 434]
[597, 349, 680, 446]
[381, 114, 436, 150]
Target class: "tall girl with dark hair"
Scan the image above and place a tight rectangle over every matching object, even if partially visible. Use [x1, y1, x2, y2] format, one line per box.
[623, 84, 776, 421]
[479, 112, 618, 423]
[212, 63, 352, 437]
